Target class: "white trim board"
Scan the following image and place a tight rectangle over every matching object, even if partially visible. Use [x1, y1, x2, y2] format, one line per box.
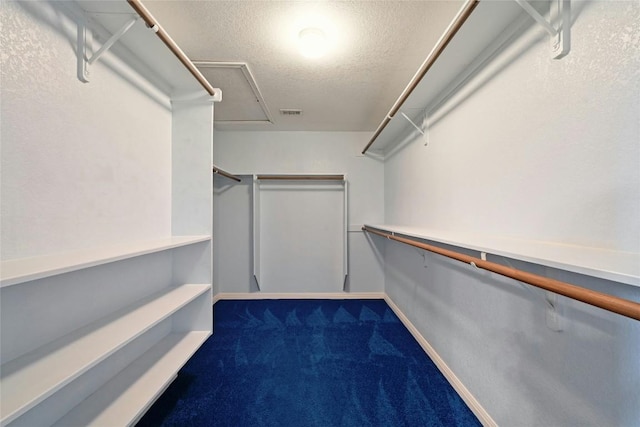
[213, 292, 385, 304]
[383, 294, 497, 427]
[211, 291, 494, 426]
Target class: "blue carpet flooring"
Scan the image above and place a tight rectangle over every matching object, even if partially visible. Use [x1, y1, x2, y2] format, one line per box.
[137, 299, 481, 427]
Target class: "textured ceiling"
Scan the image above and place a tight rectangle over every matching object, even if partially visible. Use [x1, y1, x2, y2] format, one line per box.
[143, 0, 464, 131]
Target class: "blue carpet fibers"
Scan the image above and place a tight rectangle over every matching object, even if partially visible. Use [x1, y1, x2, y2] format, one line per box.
[137, 299, 481, 427]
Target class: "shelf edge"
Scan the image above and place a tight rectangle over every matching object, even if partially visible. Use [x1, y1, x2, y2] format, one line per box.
[0, 284, 211, 425]
[364, 224, 640, 287]
[0, 236, 211, 288]
[51, 331, 211, 427]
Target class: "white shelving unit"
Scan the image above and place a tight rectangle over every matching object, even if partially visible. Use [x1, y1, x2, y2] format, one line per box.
[364, 0, 529, 155]
[0, 236, 210, 288]
[365, 224, 640, 287]
[52, 331, 210, 427]
[0, 0, 217, 426]
[1, 284, 209, 425]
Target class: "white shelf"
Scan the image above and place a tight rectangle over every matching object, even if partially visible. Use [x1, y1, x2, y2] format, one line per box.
[365, 224, 640, 287]
[1, 2, 215, 425]
[368, 1, 527, 154]
[0, 284, 210, 425]
[52, 331, 210, 427]
[0, 236, 210, 288]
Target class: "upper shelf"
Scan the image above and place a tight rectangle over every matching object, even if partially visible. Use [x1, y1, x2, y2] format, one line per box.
[362, 0, 528, 155]
[71, 0, 220, 100]
[365, 224, 640, 287]
[0, 236, 210, 288]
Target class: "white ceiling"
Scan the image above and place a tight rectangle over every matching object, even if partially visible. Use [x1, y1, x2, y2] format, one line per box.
[143, 0, 464, 131]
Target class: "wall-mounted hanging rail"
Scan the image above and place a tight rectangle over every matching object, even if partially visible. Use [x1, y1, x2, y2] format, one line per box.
[362, 0, 570, 156]
[363, 226, 640, 321]
[361, 0, 479, 155]
[213, 166, 241, 183]
[126, 0, 220, 99]
[256, 175, 345, 181]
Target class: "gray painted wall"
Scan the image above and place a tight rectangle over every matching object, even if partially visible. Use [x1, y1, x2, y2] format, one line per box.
[383, 1, 640, 425]
[212, 131, 385, 295]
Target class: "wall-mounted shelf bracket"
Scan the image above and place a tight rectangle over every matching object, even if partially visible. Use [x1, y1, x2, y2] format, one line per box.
[398, 111, 429, 146]
[514, 0, 570, 59]
[78, 17, 140, 83]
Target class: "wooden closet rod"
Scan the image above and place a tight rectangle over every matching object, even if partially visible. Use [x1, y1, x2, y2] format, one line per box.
[361, 0, 479, 155]
[362, 226, 640, 321]
[126, 0, 217, 97]
[257, 175, 344, 181]
[213, 166, 242, 183]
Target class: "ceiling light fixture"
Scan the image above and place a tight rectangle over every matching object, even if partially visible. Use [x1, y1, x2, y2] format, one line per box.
[298, 28, 327, 59]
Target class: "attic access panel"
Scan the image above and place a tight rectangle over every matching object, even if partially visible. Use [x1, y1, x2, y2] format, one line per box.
[194, 61, 273, 125]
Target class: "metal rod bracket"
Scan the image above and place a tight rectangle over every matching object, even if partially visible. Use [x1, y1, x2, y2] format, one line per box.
[399, 111, 429, 146]
[78, 17, 139, 83]
[514, 0, 570, 59]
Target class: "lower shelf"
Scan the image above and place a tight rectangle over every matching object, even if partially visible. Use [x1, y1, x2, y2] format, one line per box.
[53, 331, 211, 427]
[0, 284, 209, 425]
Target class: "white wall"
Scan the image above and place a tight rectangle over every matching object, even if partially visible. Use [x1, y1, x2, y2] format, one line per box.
[213, 131, 384, 294]
[212, 175, 254, 295]
[258, 182, 345, 292]
[383, 1, 640, 425]
[0, 1, 172, 260]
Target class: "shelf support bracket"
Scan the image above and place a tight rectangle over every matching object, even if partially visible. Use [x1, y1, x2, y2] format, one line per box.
[514, 0, 570, 59]
[399, 111, 429, 146]
[78, 17, 139, 83]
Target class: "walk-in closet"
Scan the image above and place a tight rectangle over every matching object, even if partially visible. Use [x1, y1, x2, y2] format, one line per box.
[1, 0, 638, 425]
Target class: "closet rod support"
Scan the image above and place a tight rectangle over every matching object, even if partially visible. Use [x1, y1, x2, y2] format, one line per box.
[514, 0, 570, 59]
[88, 17, 139, 65]
[514, 0, 557, 36]
[399, 112, 424, 136]
[78, 17, 139, 82]
[399, 111, 429, 146]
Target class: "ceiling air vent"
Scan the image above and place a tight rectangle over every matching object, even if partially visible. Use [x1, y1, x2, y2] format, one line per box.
[279, 109, 303, 116]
